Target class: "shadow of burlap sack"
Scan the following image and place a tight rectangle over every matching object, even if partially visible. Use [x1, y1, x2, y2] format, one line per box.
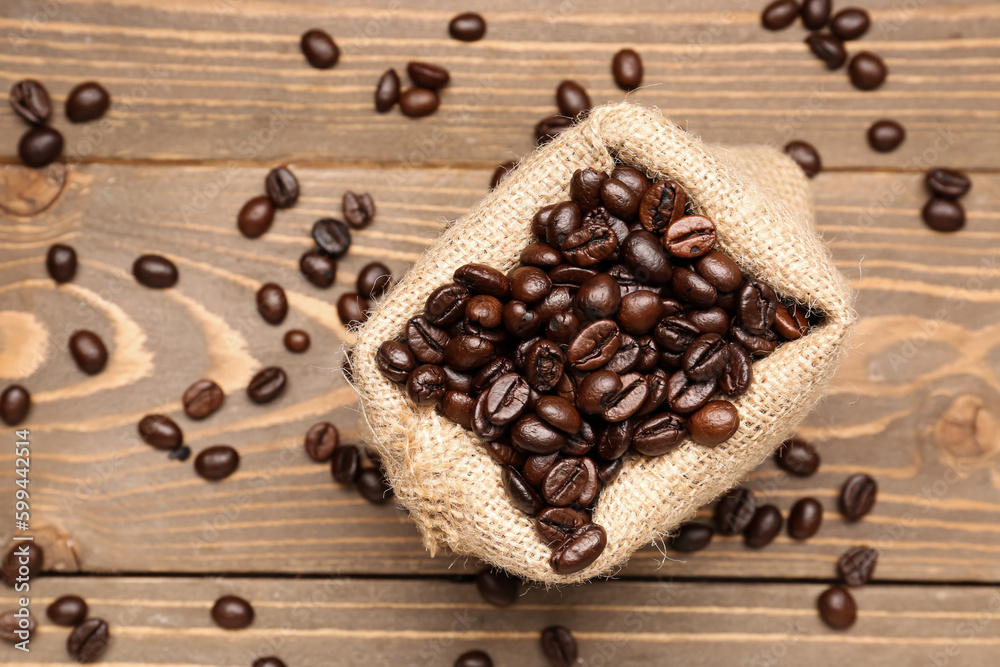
[351, 102, 855, 585]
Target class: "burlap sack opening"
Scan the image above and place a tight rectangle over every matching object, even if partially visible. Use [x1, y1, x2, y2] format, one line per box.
[352, 102, 855, 585]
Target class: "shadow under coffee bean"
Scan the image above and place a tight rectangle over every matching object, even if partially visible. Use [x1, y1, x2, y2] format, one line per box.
[375, 163, 821, 575]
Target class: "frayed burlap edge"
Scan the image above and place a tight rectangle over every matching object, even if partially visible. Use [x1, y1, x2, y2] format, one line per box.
[351, 102, 855, 585]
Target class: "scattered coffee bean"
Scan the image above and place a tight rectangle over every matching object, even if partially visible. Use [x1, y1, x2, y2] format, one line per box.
[925, 168, 971, 199]
[744, 504, 783, 548]
[476, 569, 519, 607]
[840, 473, 877, 521]
[47, 595, 88, 626]
[312, 217, 352, 258]
[800, 0, 831, 29]
[343, 191, 376, 229]
[46, 243, 77, 282]
[237, 196, 275, 238]
[304, 422, 339, 462]
[550, 524, 606, 574]
[454, 650, 493, 667]
[18, 125, 63, 167]
[133, 254, 178, 288]
[0, 385, 30, 426]
[256, 283, 288, 325]
[182, 380, 224, 420]
[299, 249, 337, 287]
[806, 33, 846, 69]
[715, 488, 757, 535]
[9, 79, 51, 124]
[400, 88, 441, 117]
[867, 119, 906, 153]
[0, 608, 35, 643]
[247, 367, 287, 404]
[264, 166, 299, 208]
[2, 542, 43, 585]
[688, 400, 740, 446]
[211, 595, 254, 629]
[612, 48, 643, 90]
[408, 62, 450, 90]
[775, 437, 820, 476]
[784, 140, 822, 178]
[331, 444, 362, 483]
[556, 80, 591, 118]
[300, 29, 339, 69]
[253, 658, 287, 667]
[195, 445, 239, 480]
[337, 293, 369, 327]
[375, 68, 401, 112]
[830, 7, 870, 40]
[668, 523, 714, 552]
[357, 467, 392, 503]
[65, 82, 110, 122]
[283, 329, 310, 353]
[66, 617, 109, 663]
[535, 115, 574, 145]
[817, 585, 856, 629]
[838, 545, 878, 586]
[761, 0, 799, 30]
[449, 12, 486, 41]
[69, 330, 108, 375]
[138, 414, 183, 449]
[922, 197, 964, 232]
[169, 445, 191, 461]
[848, 51, 887, 90]
[788, 497, 823, 540]
[540, 625, 578, 667]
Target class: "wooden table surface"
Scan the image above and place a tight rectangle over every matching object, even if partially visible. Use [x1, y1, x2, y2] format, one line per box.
[1, 0, 999, 664]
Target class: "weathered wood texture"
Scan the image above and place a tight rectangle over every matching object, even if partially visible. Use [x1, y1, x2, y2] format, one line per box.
[1, 163, 998, 581]
[1, 0, 999, 169]
[4, 577, 1000, 666]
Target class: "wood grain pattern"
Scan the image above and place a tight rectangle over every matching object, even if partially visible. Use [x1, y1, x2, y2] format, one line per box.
[1, 163, 998, 581]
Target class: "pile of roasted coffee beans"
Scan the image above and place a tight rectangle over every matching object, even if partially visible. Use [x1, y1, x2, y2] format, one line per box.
[373, 61, 451, 118]
[376, 165, 818, 574]
[922, 167, 972, 232]
[10, 78, 111, 168]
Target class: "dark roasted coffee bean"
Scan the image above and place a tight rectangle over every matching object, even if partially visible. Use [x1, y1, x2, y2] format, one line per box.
[638, 367, 670, 415]
[65, 81, 110, 122]
[426, 284, 470, 326]
[400, 87, 440, 117]
[454, 263, 510, 298]
[655, 316, 700, 353]
[600, 178, 640, 220]
[483, 373, 530, 425]
[449, 12, 487, 41]
[406, 364, 448, 405]
[671, 266, 717, 307]
[788, 497, 824, 540]
[520, 242, 562, 268]
[441, 390, 475, 429]
[574, 273, 621, 322]
[555, 80, 590, 118]
[533, 396, 581, 435]
[357, 468, 393, 504]
[545, 201, 582, 247]
[46, 243, 77, 283]
[531, 204, 557, 236]
[615, 290, 662, 337]
[475, 356, 516, 392]
[925, 168, 971, 199]
[639, 180, 686, 232]
[549, 264, 597, 288]
[524, 339, 565, 391]
[541, 457, 592, 506]
[475, 569, 517, 608]
[264, 166, 299, 208]
[464, 294, 502, 330]
[840, 473, 877, 521]
[195, 445, 239, 480]
[695, 250, 742, 292]
[1, 542, 42, 586]
[612, 48, 643, 90]
[247, 366, 286, 404]
[9, 79, 51, 124]
[67, 617, 109, 663]
[540, 625, 578, 667]
[485, 440, 526, 468]
[716, 289, 738, 313]
[632, 411, 686, 456]
[688, 400, 739, 446]
[567, 320, 621, 371]
[0, 386, 30, 426]
[761, 0, 799, 29]
[621, 230, 672, 285]
[744, 504, 783, 547]
[502, 465, 544, 514]
[343, 190, 376, 228]
[301, 29, 339, 68]
[848, 51, 887, 91]
[183, 379, 224, 419]
[806, 33, 846, 69]
[739, 280, 778, 334]
[714, 488, 757, 535]
[237, 196, 275, 238]
[69, 330, 108, 374]
[719, 342, 753, 397]
[635, 335, 660, 373]
[838, 546, 878, 586]
[408, 61, 450, 90]
[407, 316, 450, 364]
[784, 140, 822, 177]
[682, 333, 729, 381]
[605, 332, 639, 374]
[18, 125, 63, 167]
[922, 197, 965, 232]
[524, 452, 559, 487]
[550, 524, 606, 575]
[569, 168, 606, 212]
[536, 507, 588, 546]
[561, 224, 618, 267]
[299, 249, 336, 287]
[509, 266, 552, 303]
[312, 218, 351, 258]
[831, 7, 870, 39]
[375, 68, 400, 112]
[47, 595, 88, 626]
[774, 302, 809, 340]
[610, 165, 650, 199]
[800, 0, 830, 29]
[138, 414, 182, 450]
[502, 301, 541, 338]
[212, 595, 254, 629]
[535, 115, 574, 145]
[256, 283, 288, 325]
[337, 292, 368, 327]
[331, 444, 361, 483]
[133, 254, 178, 288]
[454, 650, 492, 667]
[665, 215, 717, 258]
[593, 418, 630, 459]
[253, 658, 287, 667]
[596, 457, 622, 484]
[730, 324, 778, 356]
[304, 422, 339, 462]
[687, 307, 729, 336]
[356, 261, 393, 299]
[575, 370, 621, 415]
[867, 119, 906, 152]
[818, 586, 856, 629]
[669, 523, 714, 552]
[602, 372, 647, 422]
[511, 413, 566, 454]
[776, 437, 820, 476]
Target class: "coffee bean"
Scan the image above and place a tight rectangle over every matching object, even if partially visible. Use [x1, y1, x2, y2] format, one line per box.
[665, 368, 714, 415]
[46, 243, 77, 283]
[138, 414, 182, 450]
[511, 413, 567, 454]
[539, 625, 578, 667]
[610, 165, 651, 200]
[455, 263, 510, 298]
[671, 266, 717, 307]
[454, 650, 492, 667]
[299, 249, 336, 287]
[682, 333, 728, 381]
[867, 119, 906, 152]
[744, 504, 783, 548]
[664, 215, 717, 258]
[838, 546, 878, 586]
[247, 367, 287, 404]
[400, 87, 440, 117]
[483, 373, 530, 425]
[475, 357, 516, 393]
[921, 196, 965, 230]
[600, 178, 640, 220]
[925, 168, 971, 199]
[612, 48, 643, 90]
[441, 391, 474, 428]
[831, 7, 870, 40]
[407, 316, 450, 364]
[639, 180, 686, 232]
[376, 341, 415, 382]
[806, 33, 846, 69]
[66, 617, 109, 663]
[542, 457, 597, 506]
[449, 12, 486, 41]
[543, 203, 582, 249]
[133, 254, 178, 288]
[357, 467, 393, 504]
[774, 302, 809, 340]
[632, 412, 686, 456]
[775, 437, 820, 476]
[47, 595, 88, 626]
[407, 364, 448, 405]
[337, 293, 369, 327]
[69, 330, 108, 374]
[601, 372, 647, 422]
[761, 0, 799, 29]
[312, 218, 351, 258]
[739, 280, 778, 334]
[375, 68, 400, 112]
[1, 542, 42, 587]
[693, 250, 742, 293]
[556, 80, 590, 118]
[561, 224, 619, 267]
[304, 422, 338, 462]
[817, 586, 856, 630]
[18, 125, 63, 167]
[789, 497, 824, 540]
[256, 283, 288, 325]
[491, 160, 517, 189]
[688, 400, 739, 446]
[535, 115, 574, 145]
[719, 342, 753, 397]
[714, 488, 757, 535]
[265, 166, 299, 208]
[0, 608, 35, 643]
[800, 0, 831, 29]
[502, 465, 544, 514]
[253, 658, 287, 667]
[169, 445, 192, 461]
[475, 569, 518, 607]
[574, 369, 620, 416]
[730, 324, 778, 356]
[284, 329, 310, 353]
[535, 506, 586, 546]
[9, 79, 51, 124]
[182, 379, 224, 419]
[687, 307, 729, 336]
[195, 445, 240, 480]
[620, 231, 672, 286]
[343, 191, 376, 228]
[0, 385, 30, 426]
[549, 523, 606, 574]
[784, 140, 821, 178]
[575, 273, 621, 320]
[408, 62, 450, 90]
[613, 290, 662, 337]
[355, 262, 392, 300]
[508, 266, 552, 304]
[566, 320, 620, 371]
[331, 444, 361, 483]
[301, 29, 339, 68]
[237, 196, 275, 238]
[65, 82, 110, 122]
[211, 595, 254, 629]
[848, 51, 887, 90]
[669, 523, 714, 552]
[532, 395, 581, 435]
[840, 473, 877, 521]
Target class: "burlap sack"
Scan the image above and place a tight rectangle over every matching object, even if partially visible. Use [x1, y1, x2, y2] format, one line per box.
[351, 102, 854, 585]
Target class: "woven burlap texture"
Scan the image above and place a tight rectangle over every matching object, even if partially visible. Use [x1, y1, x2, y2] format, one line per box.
[352, 102, 854, 585]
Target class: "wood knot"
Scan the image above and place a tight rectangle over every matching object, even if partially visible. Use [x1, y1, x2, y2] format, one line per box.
[0, 162, 67, 216]
[933, 395, 999, 461]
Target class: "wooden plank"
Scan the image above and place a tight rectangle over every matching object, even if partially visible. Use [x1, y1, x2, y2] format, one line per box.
[1, 162, 999, 582]
[1, 0, 998, 168]
[3, 577, 1000, 665]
